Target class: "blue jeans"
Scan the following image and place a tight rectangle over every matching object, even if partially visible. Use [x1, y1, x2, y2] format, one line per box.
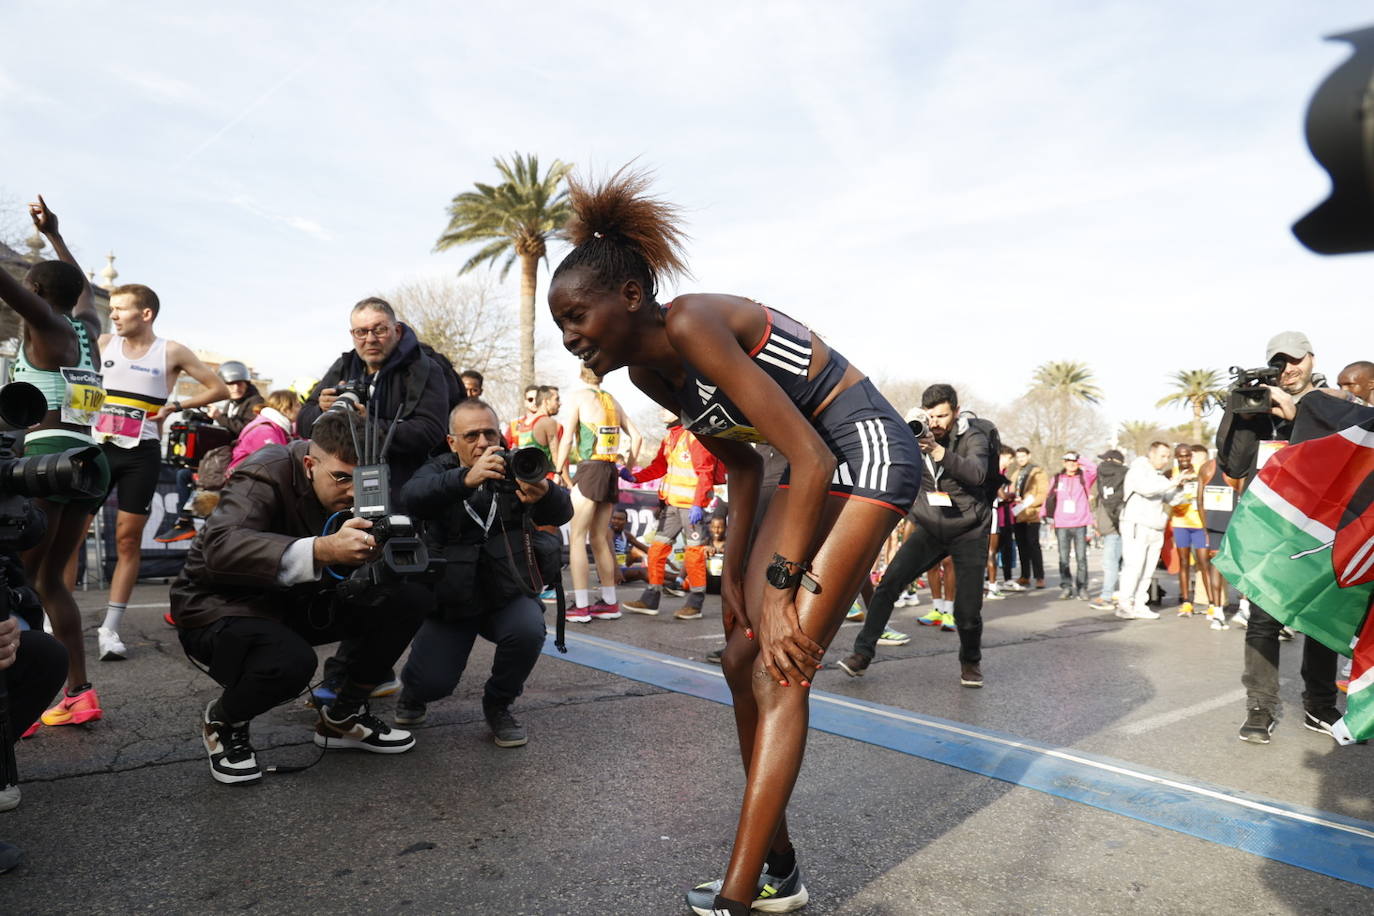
[1099, 532, 1122, 600]
[1055, 525, 1088, 593]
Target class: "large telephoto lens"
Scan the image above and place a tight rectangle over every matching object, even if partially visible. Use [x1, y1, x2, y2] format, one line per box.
[508, 446, 552, 483]
[0, 446, 104, 499]
[0, 382, 48, 431]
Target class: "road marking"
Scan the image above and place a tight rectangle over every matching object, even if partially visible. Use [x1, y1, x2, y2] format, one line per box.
[544, 631, 1374, 889]
[1116, 688, 1250, 735]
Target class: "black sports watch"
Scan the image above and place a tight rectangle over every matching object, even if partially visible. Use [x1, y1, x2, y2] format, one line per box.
[766, 553, 806, 590]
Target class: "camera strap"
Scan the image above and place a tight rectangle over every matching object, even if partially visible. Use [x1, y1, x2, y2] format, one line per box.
[464, 495, 499, 534]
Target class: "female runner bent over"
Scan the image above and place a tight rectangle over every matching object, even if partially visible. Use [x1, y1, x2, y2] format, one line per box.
[547, 169, 921, 916]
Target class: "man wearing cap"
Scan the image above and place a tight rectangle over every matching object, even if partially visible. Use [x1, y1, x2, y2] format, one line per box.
[1043, 451, 1095, 600]
[1090, 450, 1127, 612]
[1216, 330, 1340, 745]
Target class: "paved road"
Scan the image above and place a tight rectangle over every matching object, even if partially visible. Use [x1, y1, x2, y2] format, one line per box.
[3, 549, 1371, 914]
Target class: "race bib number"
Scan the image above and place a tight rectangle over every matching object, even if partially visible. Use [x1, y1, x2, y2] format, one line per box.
[927, 491, 953, 508]
[1203, 485, 1235, 513]
[594, 425, 621, 457]
[1257, 440, 1287, 469]
[94, 404, 146, 449]
[60, 367, 105, 425]
[708, 554, 724, 577]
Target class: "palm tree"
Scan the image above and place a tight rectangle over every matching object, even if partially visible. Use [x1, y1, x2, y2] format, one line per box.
[1031, 360, 1103, 404]
[1156, 369, 1226, 444]
[1118, 420, 1167, 458]
[435, 153, 573, 390]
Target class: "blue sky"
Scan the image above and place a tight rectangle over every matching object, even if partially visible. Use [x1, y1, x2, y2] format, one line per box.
[2, 1, 1370, 436]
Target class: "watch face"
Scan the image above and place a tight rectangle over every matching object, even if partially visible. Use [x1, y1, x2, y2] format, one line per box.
[766, 561, 792, 589]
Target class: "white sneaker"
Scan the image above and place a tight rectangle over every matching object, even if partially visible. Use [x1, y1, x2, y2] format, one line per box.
[98, 627, 127, 661]
[0, 783, 19, 812]
[1002, 580, 1026, 592]
[893, 595, 908, 608]
[1128, 608, 1161, 620]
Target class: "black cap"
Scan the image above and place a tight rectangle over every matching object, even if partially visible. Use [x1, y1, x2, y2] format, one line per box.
[1098, 449, 1124, 462]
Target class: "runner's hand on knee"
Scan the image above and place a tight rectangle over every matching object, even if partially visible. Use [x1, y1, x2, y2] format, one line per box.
[758, 592, 823, 686]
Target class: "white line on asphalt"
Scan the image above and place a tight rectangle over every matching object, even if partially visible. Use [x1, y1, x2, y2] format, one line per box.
[1116, 688, 1250, 735]
[557, 632, 1374, 843]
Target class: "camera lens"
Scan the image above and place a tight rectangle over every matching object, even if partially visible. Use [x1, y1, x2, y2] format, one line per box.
[0, 446, 104, 498]
[509, 446, 552, 483]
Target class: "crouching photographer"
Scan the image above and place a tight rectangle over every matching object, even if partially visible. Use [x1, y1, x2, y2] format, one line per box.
[169, 410, 428, 785]
[393, 399, 572, 748]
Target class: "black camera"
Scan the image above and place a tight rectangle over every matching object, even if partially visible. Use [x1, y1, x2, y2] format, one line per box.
[330, 379, 371, 413]
[486, 446, 552, 494]
[1227, 356, 1288, 415]
[0, 382, 104, 545]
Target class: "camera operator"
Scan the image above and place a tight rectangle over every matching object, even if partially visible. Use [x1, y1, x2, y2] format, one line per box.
[392, 400, 571, 747]
[1216, 330, 1340, 744]
[206, 361, 264, 437]
[296, 297, 449, 494]
[837, 384, 994, 688]
[169, 410, 426, 785]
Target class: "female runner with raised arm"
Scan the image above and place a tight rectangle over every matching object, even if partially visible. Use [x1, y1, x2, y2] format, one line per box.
[547, 169, 921, 916]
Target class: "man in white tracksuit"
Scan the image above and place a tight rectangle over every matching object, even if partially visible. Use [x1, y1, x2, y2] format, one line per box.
[1114, 441, 1196, 620]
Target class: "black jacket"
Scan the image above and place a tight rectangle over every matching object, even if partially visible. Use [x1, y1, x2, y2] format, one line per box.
[1216, 404, 1295, 484]
[907, 419, 992, 540]
[401, 452, 573, 620]
[1092, 459, 1128, 535]
[297, 324, 448, 490]
[170, 441, 332, 629]
[217, 382, 265, 438]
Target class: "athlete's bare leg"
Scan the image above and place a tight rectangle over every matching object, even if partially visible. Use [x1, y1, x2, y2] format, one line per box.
[717, 489, 899, 904]
[22, 499, 92, 690]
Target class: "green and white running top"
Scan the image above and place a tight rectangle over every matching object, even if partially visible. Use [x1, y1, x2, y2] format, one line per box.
[11, 316, 105, 437]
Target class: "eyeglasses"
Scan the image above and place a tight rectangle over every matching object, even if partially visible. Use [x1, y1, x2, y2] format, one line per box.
[457, 429, 501, 444]
[350, 325, 392, 341]
[326, 470, 353, 484]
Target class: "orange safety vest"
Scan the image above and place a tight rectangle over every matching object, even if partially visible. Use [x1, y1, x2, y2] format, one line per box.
[661, 426, 701, 508]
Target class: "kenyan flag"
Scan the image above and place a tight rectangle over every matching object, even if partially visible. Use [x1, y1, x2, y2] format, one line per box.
[1214, 420, 1374, 744]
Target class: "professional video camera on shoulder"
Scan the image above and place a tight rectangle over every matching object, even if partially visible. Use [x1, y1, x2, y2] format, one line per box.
[0, 381, 104, 541]
[1226, 356, 1288, 416]
[328, 391, 444, 604]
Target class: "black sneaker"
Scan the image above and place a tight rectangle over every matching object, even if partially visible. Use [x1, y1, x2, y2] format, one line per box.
[1303, 706, 1341, 740]
[837, 653, 870, 677]
[1238, 707, 1276, 744]
[685, 863, 809, 915]
[203, 701, 261, 785]
[394, 696, 427, 727]
[960, 662, 984, 688]
[154, 517, 197, 544]
[316, 704, 415, 753]
[483, 701, 527, 748]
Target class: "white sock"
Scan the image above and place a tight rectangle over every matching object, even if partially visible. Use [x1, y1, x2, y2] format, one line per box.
[942, 599, 954, 615]
[574, 589, 590, 608]
[102, 602, 127, 632]
[600, 586, 617, 604]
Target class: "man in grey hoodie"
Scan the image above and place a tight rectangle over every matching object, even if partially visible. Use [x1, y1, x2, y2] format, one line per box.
[1114, 441, 1195, 620]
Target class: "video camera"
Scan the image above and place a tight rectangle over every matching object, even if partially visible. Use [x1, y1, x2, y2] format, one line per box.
[1226, 355, 1288, 416]
[905, 407, 930, 440]
[486, 447, 552, 495]
[331, 396, 443, 605]
[166, 409, 233, 469]
[0, 382, 104, 546]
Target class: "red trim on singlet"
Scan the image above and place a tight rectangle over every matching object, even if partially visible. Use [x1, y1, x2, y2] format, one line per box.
[776, 482, 908, 517]
[747, 305, 774, 357]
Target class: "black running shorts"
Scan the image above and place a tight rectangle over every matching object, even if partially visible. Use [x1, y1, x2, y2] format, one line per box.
[97, 439, 162, 516]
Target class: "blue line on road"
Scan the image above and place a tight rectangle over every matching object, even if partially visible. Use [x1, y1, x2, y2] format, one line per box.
[544, 632, 1374, 889]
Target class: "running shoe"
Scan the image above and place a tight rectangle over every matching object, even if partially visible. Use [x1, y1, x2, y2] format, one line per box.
[915, 577, 928, 589]
[588, 601, 622, 620]
[565, 605, 593, 624]
[97, 627, 126, 661]
[41, 685, 103, 726]
[1206, 607, 1229, 631]
[394, 697, 428, 727]
[686, 863, 809, 915]
[1239, 707, 1275, 744]
[163, 611, 176, 627]
[939, 612, 956, 632]
[539, 586, 557, 603]
[1303, 707, 1342, 741]
[316, 704, 415, 753]
[154, 517, 197, 543]
[20, 721, 39, 740]
[916, 610, 943, 627]
[0, 784, 19, 812]
[1002, 579, 1026, 592]
[877, 628, 910, 646]
[203, 701, 261, 785]
[1176, 601, 1195, 618]
[1115, 607, 1160, 620]
[483, 700, 528, 748]
[960, 662, 984, 688]
[1089, 598, 1115, 612]
[370, 678, 402, 698]
[1231, 606, 1250, 628]
[984, 585, 1005, 601]
[836, 653, 870, 677]
[845, 602, 865, 620]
